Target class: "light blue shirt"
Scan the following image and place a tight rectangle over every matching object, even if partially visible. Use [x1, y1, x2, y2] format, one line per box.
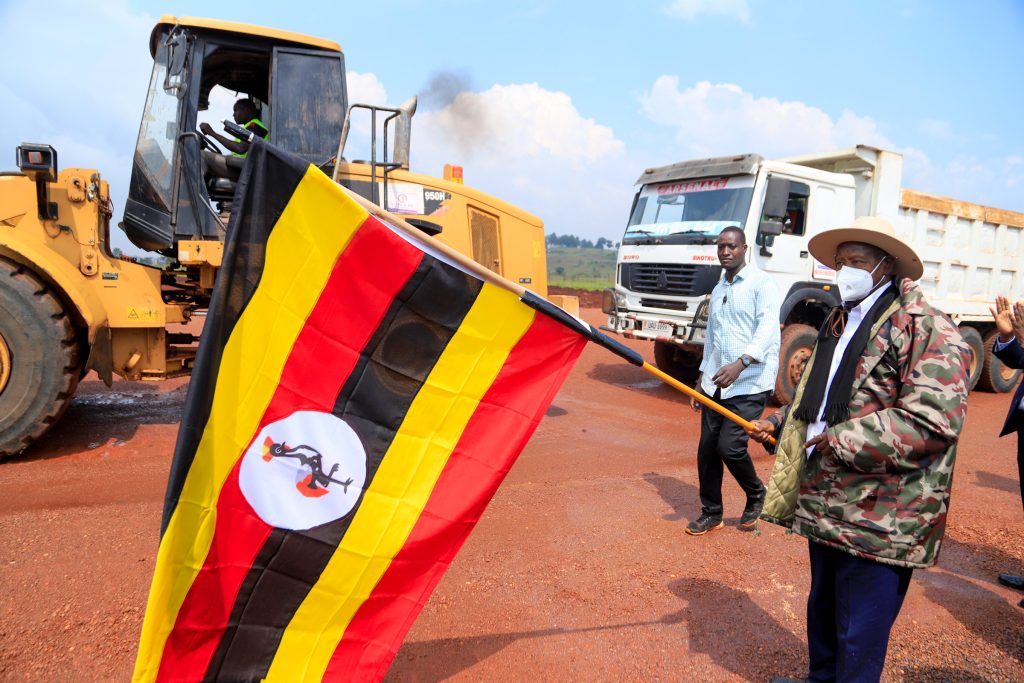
[699, 264, 781, 399]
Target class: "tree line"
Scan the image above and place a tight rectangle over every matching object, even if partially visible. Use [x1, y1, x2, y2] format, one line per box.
[545, 233, 618, 249]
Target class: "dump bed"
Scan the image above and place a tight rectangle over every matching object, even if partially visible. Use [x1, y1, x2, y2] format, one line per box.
[895, 189, 1024, 322]
[782, 145, 1024, 322]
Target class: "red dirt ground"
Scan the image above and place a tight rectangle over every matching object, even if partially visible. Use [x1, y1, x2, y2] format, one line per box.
[0, 306, 1022, 682]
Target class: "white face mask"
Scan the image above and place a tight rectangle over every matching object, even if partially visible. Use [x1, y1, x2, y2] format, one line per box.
[836, 259, 885, 302]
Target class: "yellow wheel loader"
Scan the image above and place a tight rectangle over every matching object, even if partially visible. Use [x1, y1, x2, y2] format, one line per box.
[0, 16, 558, 459]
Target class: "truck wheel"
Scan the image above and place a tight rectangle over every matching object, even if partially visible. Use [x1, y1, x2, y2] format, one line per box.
[774, 323, 817, 406]
[0, 259, 82, 460]
[977, 328, 1023, 393]
[653, 341, 701, 386]
[958, 326, 985, 391]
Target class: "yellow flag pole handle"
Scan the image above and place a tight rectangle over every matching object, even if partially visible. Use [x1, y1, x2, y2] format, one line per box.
[642, 362, 777, 447]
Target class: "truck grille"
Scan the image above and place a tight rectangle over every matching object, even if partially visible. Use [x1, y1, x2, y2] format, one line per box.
[621, 263, 722, 297]
[639, 298, 688, 311]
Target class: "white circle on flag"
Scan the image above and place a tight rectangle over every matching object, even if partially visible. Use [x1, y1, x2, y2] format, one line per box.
[239, 411, 367, 531]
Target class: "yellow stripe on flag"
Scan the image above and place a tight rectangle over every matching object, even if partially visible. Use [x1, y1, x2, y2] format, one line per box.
[264, 283, 535, 681]
[133, 169, 369, 682]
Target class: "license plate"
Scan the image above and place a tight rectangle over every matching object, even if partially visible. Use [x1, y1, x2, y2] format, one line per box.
[642, 320, 673, 334]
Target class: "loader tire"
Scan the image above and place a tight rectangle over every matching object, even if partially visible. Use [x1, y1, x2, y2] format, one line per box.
[0, 258, 82, 460]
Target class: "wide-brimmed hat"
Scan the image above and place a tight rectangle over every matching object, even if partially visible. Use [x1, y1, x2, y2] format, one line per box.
[807, 216, 923, 281]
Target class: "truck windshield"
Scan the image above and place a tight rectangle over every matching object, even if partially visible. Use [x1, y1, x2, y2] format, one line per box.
[624, 176, 753, 244]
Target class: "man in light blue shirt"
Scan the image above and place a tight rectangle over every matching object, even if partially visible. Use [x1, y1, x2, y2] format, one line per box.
[686, 226, 781, 536]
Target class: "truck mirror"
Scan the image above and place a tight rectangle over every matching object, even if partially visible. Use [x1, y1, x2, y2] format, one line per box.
[761, 176, 790, 219]
[162, 30, 188, 97]
[758, 218, 783, 236]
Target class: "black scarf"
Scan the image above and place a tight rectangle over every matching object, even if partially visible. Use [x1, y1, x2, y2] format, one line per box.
[791, 282, 899, 425]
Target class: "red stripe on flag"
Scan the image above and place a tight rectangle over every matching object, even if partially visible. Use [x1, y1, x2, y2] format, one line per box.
[156, 216, 423, 681]
[323, 312, 586, 681]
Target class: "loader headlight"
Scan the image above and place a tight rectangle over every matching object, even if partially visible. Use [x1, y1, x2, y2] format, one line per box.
[602, 288, 626, 314]
[16, 143, 58, 182]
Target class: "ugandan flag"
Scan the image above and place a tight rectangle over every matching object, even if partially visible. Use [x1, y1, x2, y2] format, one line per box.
[133, 140, 587, 682]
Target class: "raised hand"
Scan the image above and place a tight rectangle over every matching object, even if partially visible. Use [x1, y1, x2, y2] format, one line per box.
[990, 296, 1016, 343]
[1013, 301, 1024, 343]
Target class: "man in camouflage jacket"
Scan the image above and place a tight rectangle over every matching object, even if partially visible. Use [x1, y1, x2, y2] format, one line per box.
[751, 217, 970, 683]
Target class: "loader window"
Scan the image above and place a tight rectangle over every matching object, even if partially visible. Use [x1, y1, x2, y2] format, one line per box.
[130, 58, 180, 211]
[270, 47, 346, 166]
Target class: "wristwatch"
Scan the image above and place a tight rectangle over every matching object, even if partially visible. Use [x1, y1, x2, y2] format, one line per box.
[740, 355, 752, 368]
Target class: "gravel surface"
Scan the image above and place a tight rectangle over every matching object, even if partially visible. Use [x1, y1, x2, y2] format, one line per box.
[0, 307, 1021, 682]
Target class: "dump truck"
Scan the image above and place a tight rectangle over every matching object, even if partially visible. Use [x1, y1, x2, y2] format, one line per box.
[602, 145, 1024, 403]
[0, 16, 557, 459]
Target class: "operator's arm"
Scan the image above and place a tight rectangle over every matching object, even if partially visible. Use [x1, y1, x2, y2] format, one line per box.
[199, 122, 251, 155]
[824, 314, 970, 474]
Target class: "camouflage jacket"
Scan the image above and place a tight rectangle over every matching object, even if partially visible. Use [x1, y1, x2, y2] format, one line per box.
[760, 278, 970, 568]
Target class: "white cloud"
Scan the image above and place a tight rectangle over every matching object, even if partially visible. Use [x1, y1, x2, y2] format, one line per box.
[346, 71, 389, 106]
[336, 72, 391, 163]
[404, 83, 631, 240]
[328, 76, 632, 240]
[416, 83, 624, 164]
[664, 0, 751, 23]
[639, 77, 894, 158]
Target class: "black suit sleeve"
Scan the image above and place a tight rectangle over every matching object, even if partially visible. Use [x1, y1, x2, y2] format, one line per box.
[994, 338, 1024, 370]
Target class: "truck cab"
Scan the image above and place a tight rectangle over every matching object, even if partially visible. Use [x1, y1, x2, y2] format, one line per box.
[604, 151, 868, 402]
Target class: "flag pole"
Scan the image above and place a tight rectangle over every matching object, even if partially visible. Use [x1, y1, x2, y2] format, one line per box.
[338, 184, 775, 446]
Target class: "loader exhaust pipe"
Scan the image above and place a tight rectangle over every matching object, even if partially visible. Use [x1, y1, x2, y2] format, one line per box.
[332, 96, 417, 183]
[392, 96, 417, 171]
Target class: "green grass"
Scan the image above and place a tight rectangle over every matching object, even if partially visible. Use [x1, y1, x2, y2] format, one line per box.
[546, 247, 616, 291]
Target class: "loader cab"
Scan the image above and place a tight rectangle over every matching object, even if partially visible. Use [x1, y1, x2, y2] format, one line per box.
[124, 17, 346, 252]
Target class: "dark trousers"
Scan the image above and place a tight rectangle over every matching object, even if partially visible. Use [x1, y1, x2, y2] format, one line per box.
[696, 390, 768, 515]
[807, 541, 913, 683]
[1017, 429, 1023, 513]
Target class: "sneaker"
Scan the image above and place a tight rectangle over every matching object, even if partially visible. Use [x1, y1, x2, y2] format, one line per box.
[685, 512, 723, 536]
[738, 490, 766, 531]
[998, 573, 1024, 590]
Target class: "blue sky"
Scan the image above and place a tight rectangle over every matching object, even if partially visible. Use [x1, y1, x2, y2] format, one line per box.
[2, 0, 1022, 253]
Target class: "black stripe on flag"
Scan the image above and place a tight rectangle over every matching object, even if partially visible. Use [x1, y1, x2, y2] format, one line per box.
[203, 252, 484, 682]
[162, 141, 308, 534]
